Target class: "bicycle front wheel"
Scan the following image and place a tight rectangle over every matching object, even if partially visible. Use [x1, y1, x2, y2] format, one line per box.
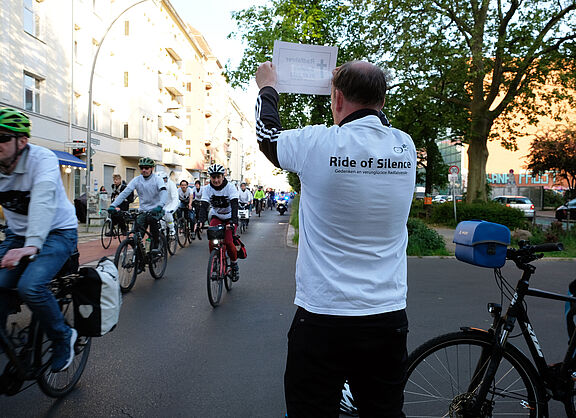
[37, 293, 92, 397]
[149, 232, 168, 279]
[207, 249, 223, 307]
[167, 226, 178, 256]
[100, 219, 113, 249]
[404, 331, 545, 417]
[177, 218, 188, 248]
[114, 238, 138, 293]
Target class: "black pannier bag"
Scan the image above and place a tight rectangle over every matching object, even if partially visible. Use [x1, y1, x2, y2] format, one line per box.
[233, 235, 247, 259]
[73, 257, 121, 337]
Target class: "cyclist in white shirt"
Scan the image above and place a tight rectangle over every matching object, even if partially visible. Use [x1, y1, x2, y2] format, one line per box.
[108, 157, 167, 251]
[255, 60, 417, 417]
[159, 171, 179, 236]
[0, 107, 79, 372]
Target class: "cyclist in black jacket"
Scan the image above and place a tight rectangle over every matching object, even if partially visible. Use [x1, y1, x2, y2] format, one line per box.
[109, 173, 133, 236]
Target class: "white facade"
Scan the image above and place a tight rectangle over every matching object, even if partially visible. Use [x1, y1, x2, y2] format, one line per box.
[0, 0, 253, 209]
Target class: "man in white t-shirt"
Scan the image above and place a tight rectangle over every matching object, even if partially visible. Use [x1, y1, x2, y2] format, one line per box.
[0, 107, 79, 372]
[255, 61, 416, 417]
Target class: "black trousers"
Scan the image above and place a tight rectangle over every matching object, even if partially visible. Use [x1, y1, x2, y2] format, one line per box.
[284, 307, 408, 418]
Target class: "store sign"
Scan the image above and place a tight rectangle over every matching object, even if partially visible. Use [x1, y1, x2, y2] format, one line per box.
[486, 171, 556, 186]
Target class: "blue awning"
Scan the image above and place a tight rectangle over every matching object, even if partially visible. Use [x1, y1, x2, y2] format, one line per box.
[51, 150, 86, 168]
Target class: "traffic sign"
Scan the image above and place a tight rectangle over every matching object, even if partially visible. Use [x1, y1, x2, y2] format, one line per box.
[64, 141, 86, 147]
[449, 165, 460, 175]
[449, 173, 458, 183]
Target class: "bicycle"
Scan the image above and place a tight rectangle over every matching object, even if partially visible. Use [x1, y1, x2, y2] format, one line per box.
[175, 207, 189, 248]
[100, 211, 130, 249]
[403, 240, 571, 417]
[255, 198, 264, 217]
[113, 210, 168, 293]
[238, 202, 250, 234]
[206, 224, 235, 307]
[0, 254, 91, 398]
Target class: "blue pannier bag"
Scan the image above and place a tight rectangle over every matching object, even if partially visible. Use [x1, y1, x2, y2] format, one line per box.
[453, 221, 510, 268]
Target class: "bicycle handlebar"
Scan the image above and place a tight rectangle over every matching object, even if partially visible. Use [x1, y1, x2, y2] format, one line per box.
[531, 242, 564, 253]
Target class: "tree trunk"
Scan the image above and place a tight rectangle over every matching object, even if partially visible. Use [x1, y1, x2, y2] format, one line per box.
[466, 114, 492, 202]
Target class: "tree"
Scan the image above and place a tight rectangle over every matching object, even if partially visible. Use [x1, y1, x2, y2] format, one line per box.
[526, 124, 576, 199]
[363, 0, 576, 202]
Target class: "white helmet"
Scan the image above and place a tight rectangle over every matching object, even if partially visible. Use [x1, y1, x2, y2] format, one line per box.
[207, 164, 225, 175]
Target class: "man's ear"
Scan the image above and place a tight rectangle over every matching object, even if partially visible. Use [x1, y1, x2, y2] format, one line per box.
[17, 136, 29, 151]
[333, 88, 344, 113]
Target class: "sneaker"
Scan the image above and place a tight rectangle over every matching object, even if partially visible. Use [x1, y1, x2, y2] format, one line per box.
[51, 328, 77, 372]
[231, 263, 239, 282]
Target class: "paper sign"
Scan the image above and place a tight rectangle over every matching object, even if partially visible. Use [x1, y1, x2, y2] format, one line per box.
[272, 41, 338, 95]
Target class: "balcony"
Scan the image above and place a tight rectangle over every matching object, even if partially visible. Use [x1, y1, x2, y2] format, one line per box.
[162, 111, 183, 132]
[120, 139, 162, 161]
[160, 72, 184, 96]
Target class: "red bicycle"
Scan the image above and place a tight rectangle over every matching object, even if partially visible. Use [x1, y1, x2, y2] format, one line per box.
[206, 224, 234, 307]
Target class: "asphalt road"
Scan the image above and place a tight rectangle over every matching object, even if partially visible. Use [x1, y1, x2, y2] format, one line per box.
[1, 207, 575, 417]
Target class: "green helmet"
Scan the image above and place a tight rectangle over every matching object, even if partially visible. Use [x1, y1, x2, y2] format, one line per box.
[0, 108, 31, 137]
[138, 157, 155, 167]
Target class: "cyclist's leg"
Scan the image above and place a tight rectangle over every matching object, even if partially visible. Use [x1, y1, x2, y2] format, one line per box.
[164, 211, 175, 235]
[16, 229, 77, 343]
[224, 223, 238, 261]
[345, 311, 408, 417]
[148, 214, 161, 249]
[284, 308, 345, 417]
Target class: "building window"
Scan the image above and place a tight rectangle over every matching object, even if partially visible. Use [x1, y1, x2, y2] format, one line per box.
[123, 123, 129, 138]
[125, 167, 136, 182]
[24, 73, 41, 112]
[123, 72, 129, 87]
[124, 20, 129, 36]
[186, 82, 191, 92]
[23, 0, 39, 37]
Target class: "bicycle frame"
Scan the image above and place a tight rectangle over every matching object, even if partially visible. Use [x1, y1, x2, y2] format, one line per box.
[0, 312, 43, 383]
[475, 264, 576, 412]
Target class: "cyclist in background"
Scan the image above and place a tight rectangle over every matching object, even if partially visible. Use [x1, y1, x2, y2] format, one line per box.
[253, 186, 265, 214]
[192, 179, 205, 239]
[197, 164, 240, 281]
[108, 157, 167, 251]
[109, 173, 133, 236]
[159, 171, 178, 236]
[0, 107, 79, 372]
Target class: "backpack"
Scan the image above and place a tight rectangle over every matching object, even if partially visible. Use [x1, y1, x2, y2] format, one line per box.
[233, 235, 247, 259]
[72, 257, 122, 337]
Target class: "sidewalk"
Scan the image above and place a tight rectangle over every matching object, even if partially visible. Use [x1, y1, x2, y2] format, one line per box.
[77, 225, 118, 266]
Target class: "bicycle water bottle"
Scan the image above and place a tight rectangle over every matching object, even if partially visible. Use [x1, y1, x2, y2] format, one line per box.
[145, 238, 151, 253]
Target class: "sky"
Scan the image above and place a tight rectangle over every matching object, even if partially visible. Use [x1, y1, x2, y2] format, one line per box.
[169, 0, 267, 116]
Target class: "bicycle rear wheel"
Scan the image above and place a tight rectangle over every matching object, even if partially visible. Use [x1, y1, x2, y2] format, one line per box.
[167, 226, 178, 256]
[37, 291, 92, 397]
[224, 257, 233, 291]
[114, 238, 138, 293]
[149, 232, 168, 279]
[100, 219, 113, 249]
[177, 217, 188, 248]
[207, 249, 223, 307]
[404, 331, 545, 417]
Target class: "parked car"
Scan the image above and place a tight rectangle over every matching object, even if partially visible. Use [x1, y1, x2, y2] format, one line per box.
[492, 196, 535, 219]
[432, 195, 449, 203]
[555, 198, 576, 221]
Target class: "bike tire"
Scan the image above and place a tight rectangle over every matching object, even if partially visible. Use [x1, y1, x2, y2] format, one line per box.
[100, 219, 113, 249]
[177, 218, 188, 248]
[404, 331, 545, 417]
[114, 238, 138, 293]
[149, 232, 168, 279]
[224, 256, 233, 291]
[207, 249, 223, 307]
[37, 292, 92, 398]
[167, 226, 178, 256]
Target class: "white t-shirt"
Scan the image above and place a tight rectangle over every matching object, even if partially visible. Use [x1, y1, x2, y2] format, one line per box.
[238, 189, 253, 204]
[277, 115, 417, 316]
[200, 182, 239, 221]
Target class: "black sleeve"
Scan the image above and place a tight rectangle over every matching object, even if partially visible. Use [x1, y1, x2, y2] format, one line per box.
[255, 86, 282, 168]
[230, 198, 239, 225]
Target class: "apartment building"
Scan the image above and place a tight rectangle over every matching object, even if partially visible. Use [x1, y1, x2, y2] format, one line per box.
[0, 0, 252, 210]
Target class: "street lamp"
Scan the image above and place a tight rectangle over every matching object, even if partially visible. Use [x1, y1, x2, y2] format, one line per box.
[85, 0, 155, 230]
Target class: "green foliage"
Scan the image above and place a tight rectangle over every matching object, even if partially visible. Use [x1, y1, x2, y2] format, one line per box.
[407, 218, 449, 256]
[287, 171, 301, 193]
[289, 194, 300, 244]
[514, 222, 576, 258]
[527, 124, 576, 198]
[431, 202, 526, 230]
[543, 189, 565, 209]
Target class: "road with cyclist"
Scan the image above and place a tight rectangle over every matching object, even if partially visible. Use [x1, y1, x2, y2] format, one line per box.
[1, 207, 575, 416]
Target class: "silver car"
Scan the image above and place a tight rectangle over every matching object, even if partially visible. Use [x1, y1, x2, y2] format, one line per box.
[492, 196, 535, 219]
